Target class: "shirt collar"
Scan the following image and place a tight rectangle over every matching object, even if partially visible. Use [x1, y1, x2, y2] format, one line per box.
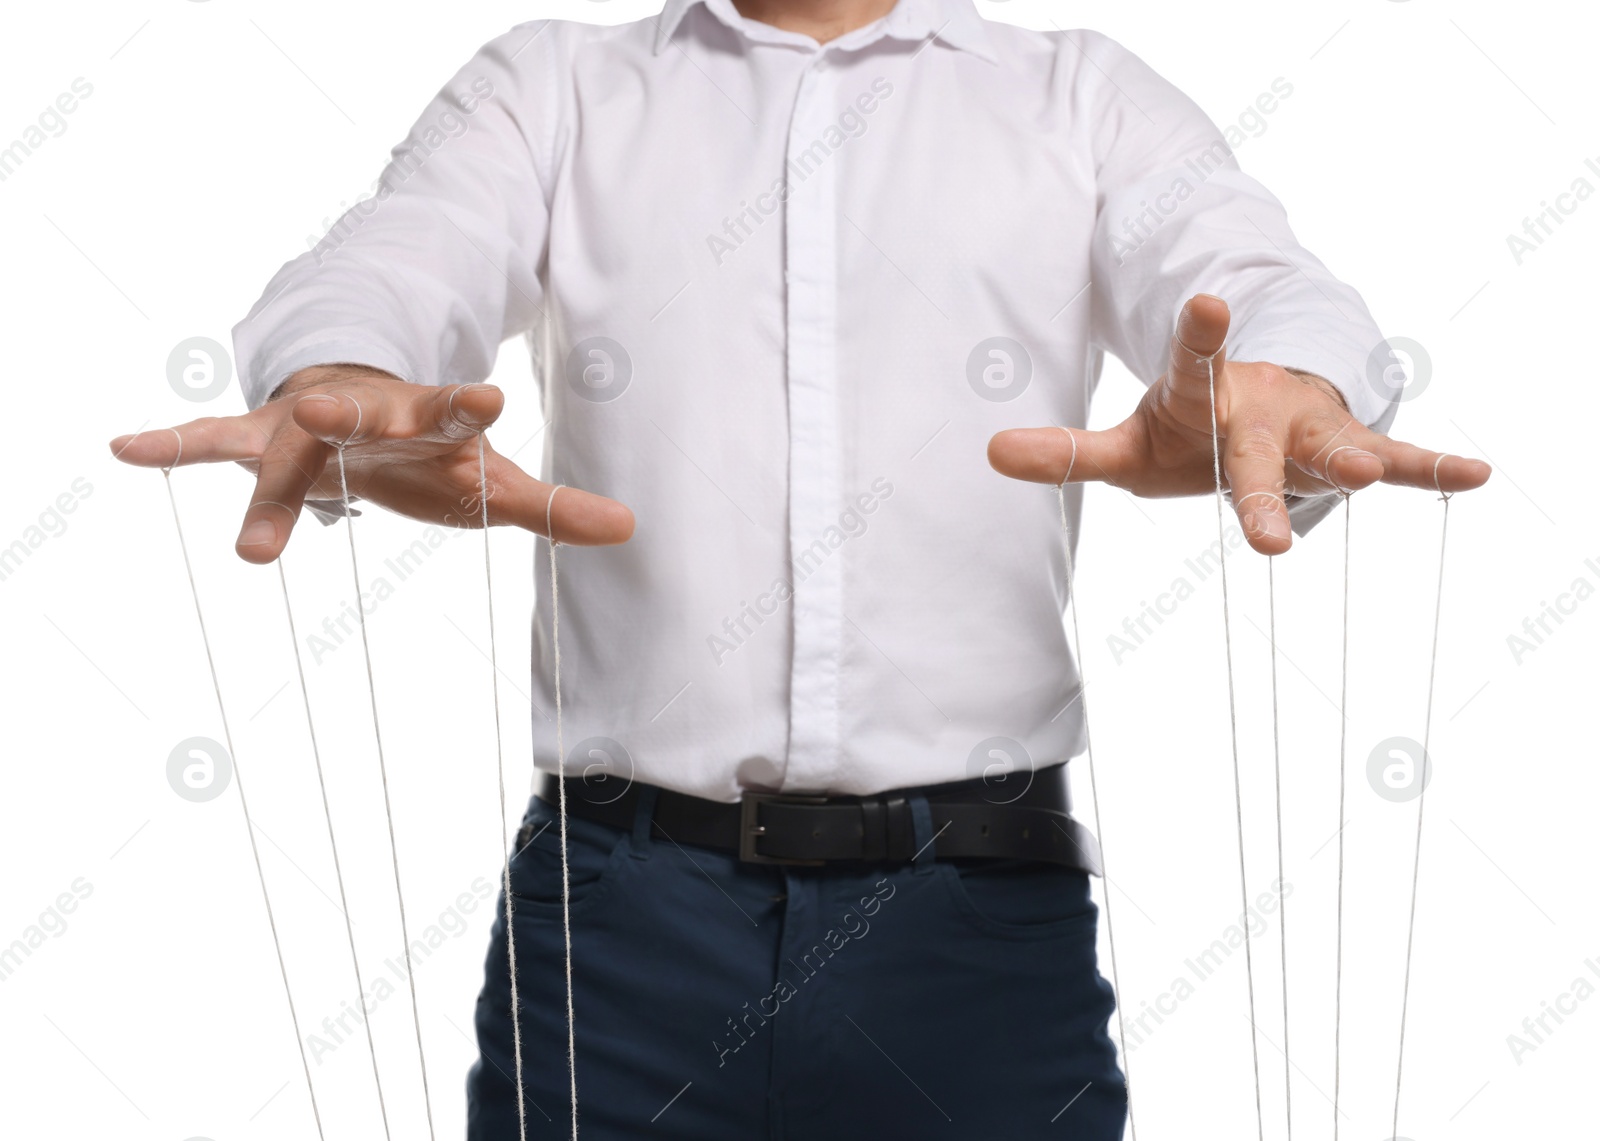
[653, 0, 997, 63]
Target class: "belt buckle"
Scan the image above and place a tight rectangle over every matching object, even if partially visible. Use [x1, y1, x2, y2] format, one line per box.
[739, 792, 830, 866]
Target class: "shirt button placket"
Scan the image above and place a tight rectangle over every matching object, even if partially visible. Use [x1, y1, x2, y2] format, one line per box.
[782, 50, 843, 793]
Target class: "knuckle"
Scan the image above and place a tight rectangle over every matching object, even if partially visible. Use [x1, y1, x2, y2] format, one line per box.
[1311, 410, 1356, 441]
[1242, 472, 1290, 498]
[1229, 425, 1283, 464]
[437, 402, 476, 440]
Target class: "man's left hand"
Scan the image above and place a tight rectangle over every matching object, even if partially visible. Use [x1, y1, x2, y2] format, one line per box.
[987, 293, 1492, 554]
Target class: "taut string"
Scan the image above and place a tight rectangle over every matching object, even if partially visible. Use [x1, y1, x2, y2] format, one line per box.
[477, 432, 529, 1141]
[1268, 552, 1291, 1141]
[1238, 487, 1296, 1140]
[333, 438, 437, 1140]
[1055, 431, 1137, 1139]
[1392, 459, 1454, 1137]
[160, 456, 326, 1141]
[1332, 493, 1351, 1140]
[546, 484, 580, 1140]
[276, 553, 393, 1138]
[1201, 351, 1266, 1141]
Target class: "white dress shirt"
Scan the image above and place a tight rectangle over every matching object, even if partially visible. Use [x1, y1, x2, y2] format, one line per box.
[234, 0, 1396, 803]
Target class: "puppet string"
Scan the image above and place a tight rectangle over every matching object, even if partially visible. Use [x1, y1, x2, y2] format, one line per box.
[276, 553, 393, 1139]
[477, 432, 530, 1141]
[161, 464, 326, 1141]
[1202, 352, 1266, 1141]
[1392, 467, 1454, 1137]
[334, 440, 437, 1141]
[1333, 492, 1351, 1141]
[546, 484, 579, 1141]
[1269, 552, 1292, 1141]
[1055, 433, 1137, 1141]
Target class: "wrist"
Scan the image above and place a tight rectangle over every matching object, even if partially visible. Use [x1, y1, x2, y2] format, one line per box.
[1282, 366, 1349, 413]
[268, 363, 401, 403]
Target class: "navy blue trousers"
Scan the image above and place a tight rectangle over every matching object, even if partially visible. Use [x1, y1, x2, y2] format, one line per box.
[467, 789, 1126, 1139]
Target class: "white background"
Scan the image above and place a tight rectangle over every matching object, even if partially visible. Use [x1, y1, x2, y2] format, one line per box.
[0, 1, 1592, 1138]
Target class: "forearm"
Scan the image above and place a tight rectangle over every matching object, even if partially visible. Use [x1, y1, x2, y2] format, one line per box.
[232, 25, 553, 411]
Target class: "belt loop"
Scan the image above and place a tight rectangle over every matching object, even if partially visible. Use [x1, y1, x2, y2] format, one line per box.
[630, 784, 659, 859]
[909, 792, 936, 875]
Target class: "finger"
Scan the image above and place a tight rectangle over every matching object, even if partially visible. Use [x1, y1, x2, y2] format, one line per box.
[1290, 415, 1385, 496]
[1167, 293, 1233, 393]
[289, 380, 505, 448]
[109, 418, 262, 468]
[344, 381, 506, 445]
[987, 421, 1143, 487]
[289, 385, 391, 447]
[1359, 434, 1492, 494]
[424, 383, 504, 441]
[1222, 414, 1294, 554]
[488, 458, 635, 546]
[236, 430, 328, 564]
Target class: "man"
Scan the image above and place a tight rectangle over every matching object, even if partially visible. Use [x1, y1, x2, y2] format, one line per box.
[112, 0, 1489, 1136]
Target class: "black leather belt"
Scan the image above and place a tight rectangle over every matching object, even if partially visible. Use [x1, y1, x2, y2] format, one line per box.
[536, 763, 1102, 874]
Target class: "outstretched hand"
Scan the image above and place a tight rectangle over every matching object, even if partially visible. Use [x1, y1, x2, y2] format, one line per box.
[110, 365, 635, 563]
[987, 294, 1491, 554]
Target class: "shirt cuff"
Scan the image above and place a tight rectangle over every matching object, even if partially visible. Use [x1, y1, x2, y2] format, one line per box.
[237, 336, 420, 410]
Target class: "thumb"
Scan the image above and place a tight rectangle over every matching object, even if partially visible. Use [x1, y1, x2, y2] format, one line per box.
[1165, 293, 1232, 394]
[485, 455, 635, 546]
[987, 422, 1139, 487]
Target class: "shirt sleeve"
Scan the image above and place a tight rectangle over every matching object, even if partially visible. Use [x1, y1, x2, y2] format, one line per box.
[1076, 32, 1398, 532]
[231, 22, 556, 411]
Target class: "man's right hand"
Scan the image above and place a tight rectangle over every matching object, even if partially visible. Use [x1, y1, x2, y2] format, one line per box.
[110, 365, 635, 563]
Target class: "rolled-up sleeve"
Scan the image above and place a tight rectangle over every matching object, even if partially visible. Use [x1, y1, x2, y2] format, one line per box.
[232, 22, 554, 410]
[1077, 32, 1398, 529]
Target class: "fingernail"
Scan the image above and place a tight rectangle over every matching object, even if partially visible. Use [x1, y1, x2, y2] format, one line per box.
[297, 394, 337, 407]
[458, 384, 498, 418]
[238, 520, 276, 548]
